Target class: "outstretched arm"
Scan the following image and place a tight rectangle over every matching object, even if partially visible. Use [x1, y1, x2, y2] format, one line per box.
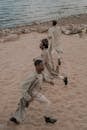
[42, 72, 54, 85]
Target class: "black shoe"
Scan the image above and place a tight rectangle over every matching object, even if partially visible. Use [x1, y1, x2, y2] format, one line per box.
[58, 58, 61, 66]
[63, 77, 68, 85]
[44, 116, 57, 124]
[10, 117, 20, 124]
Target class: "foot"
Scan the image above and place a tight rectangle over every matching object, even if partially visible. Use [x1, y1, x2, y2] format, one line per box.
[63, 76, 68, 85]
[10, 117, 20, 124]
[58, 58, 61, 66]
[44, 116, 57, 124]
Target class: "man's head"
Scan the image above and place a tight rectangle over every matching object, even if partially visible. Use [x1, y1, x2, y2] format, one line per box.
[52, 20, 57, 26]
[40, 38, 49, 50]
[34, 59, 44, 73]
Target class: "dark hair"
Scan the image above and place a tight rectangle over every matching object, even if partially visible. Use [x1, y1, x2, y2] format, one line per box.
[34, 59, 43, 66]
[41, 38, 49, 49]
[52, 20, 57, 26]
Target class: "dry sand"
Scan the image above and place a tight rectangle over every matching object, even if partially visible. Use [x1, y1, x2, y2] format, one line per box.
[0, 26, 87, 130]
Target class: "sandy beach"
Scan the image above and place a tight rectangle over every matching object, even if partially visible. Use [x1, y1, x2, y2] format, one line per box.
[0, 14, 87, 130]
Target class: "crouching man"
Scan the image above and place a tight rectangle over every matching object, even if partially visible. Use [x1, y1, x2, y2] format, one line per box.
[10, 59, 57, 124]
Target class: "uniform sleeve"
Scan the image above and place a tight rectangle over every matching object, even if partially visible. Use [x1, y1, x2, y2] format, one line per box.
[57, 26, 62, 36]
[48, 41, 52, 54]
[21, 75, 36, 91]
[42, 72, 52, 83]
[48, 28, 52, 39]
[27, 78, 40, 94]
[22, 77, 40, 97]
[22, 79, 30, 90]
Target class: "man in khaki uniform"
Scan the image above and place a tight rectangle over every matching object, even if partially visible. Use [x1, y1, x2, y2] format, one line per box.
[40, 38, 58, 77]
[48, 20, 63, 66]
[40, 38, 68, 85]
[10, 59, 57, 124]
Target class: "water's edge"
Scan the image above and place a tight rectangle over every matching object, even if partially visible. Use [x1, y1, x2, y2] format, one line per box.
[0, 13, 87, 41]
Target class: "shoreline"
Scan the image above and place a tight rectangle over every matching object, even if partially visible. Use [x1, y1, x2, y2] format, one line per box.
[0, 13, 87, 42]
[0, 12, 87, 130]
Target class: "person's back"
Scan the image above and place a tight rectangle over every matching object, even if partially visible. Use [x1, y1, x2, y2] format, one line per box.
[48, 20, 63, 66]
[48, 20, 61, 50]
[22, 72, 43, 97]
[40, 38, 52, 65]
[41, 48, 51, 65]
[40, 38, 58, 77]
[48, 26, 61, 48]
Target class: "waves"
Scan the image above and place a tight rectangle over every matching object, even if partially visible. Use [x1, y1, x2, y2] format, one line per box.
[0, 0, 87, 28]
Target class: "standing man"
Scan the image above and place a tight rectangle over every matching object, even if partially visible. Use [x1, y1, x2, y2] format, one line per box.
[48, 20, 63, 66]
[40, 38, 58, 77]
